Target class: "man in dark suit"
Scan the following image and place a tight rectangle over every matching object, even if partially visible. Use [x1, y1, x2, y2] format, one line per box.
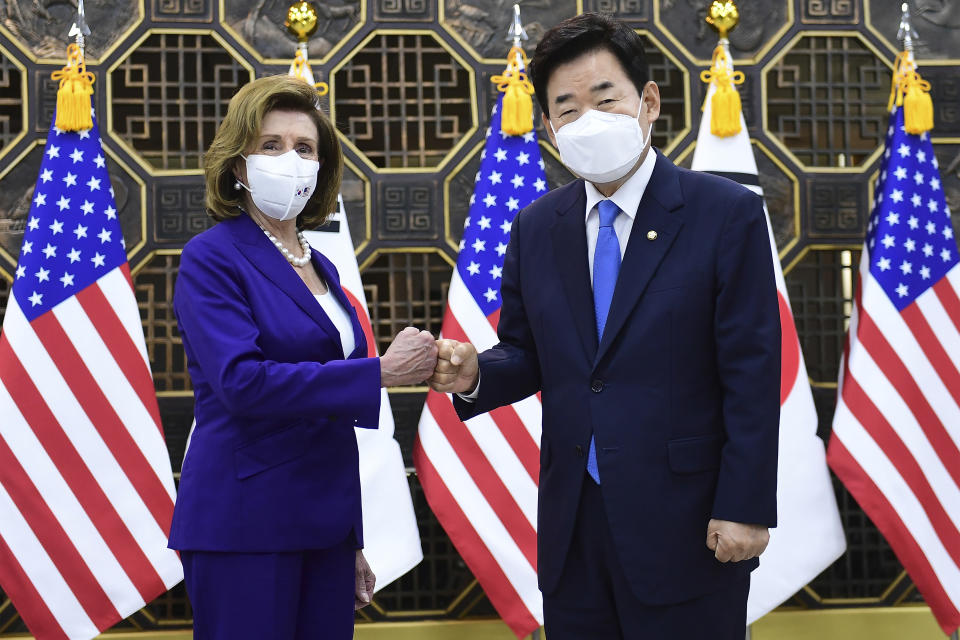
[429, 12, 780, 639]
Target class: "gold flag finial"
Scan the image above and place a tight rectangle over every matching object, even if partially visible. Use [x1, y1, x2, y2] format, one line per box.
[705, 0, 739, 40]
[492, 4, 534, 136]
[285, 1, 319, 43]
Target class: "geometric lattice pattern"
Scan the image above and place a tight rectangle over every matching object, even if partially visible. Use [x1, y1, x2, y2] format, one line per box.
[785, 248, 859, 384]
[0, 51, 22, 154]
[640, 33, 687, 151]
[767, 36, 891, 168]
[110, 33, 249, 170]
[134, 253, 190, 392]
[334, 34, 473, 169]
[361, 251, 451, 355]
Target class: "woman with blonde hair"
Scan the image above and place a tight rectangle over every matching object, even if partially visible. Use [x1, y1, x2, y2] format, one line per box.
[169, 74, 436, 639]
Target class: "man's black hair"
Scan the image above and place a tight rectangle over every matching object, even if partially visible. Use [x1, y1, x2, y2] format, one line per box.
[529, 12, 650, 119]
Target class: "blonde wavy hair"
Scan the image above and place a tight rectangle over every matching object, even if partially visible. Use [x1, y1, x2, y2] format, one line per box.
[204, 75, 342, 229]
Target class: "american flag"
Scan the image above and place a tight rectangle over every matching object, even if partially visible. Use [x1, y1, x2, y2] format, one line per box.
[414, 94, 548, 638]
[0, 115, 182, 640]
[828, 105, 960, 635]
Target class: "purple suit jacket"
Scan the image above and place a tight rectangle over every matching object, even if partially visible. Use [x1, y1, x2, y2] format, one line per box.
[168, 213, 381, 552]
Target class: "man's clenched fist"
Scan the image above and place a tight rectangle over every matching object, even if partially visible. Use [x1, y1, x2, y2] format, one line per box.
[429, 339, 479, 394]
[706, 519, 770, 563]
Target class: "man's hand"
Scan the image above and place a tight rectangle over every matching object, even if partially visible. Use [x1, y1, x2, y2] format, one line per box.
[354, 550, 375, 610]
[706, 519, 770, 563]
[380, 327, 438, 387]
[429, 339, 479, 394]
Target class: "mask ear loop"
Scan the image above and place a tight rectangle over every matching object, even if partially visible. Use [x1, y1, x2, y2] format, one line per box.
[235, 154, 252, 192]
[636, 91, 653, 153]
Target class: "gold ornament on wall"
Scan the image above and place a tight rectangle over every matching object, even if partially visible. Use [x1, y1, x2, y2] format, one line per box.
[285, 1, 319, 42]
[705, 0, 740, 39]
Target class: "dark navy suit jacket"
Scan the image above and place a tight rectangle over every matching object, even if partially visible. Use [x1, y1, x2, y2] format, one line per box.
[454, 152, 781, 604]
[168, 213, 381, 552]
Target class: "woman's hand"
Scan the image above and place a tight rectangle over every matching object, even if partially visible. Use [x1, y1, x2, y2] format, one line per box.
[380, 327, 438, 387]
[355, 550, 376, 610]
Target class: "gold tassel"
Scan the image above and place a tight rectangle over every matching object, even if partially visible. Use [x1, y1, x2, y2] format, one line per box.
[700, 44, 745, 138]
[492, 45, 534, 136]
[890, 52, 934, 135]
[290, 47, 329, 97]
[51, 44, 94, 132]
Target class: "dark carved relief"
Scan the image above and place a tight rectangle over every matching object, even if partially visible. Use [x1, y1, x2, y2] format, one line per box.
[0, 145, 141, 268]
[33, 69, 59, 134]
[378, 180, 438, 239]
[583, 0, 649, 22]
[867, 0, 960, 60]
[0, 145, 41, 267]
[802, 0, 859, 24]
[340, 162, 368, 250]
[442, 0, 577, 60]
[767, 35, 890, 167]
[333, 33, 473, 169]
[223, 0, 360, 60]
[658, 0, 788, 60]
[374, 0, 435, 22]
[110, 33, 249, 171]
[0, 0, 140, 60]
[151, 0, 213, 22]
[926, 67, 960, 136]
[808, 177, 867, 238]
[154, 177, 211, 243]
[756, 150, 798, 251]
[0, 51, 22, 153]
[936, 144, 960, 240]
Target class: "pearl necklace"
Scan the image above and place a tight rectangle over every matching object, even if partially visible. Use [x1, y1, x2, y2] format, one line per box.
[257, 223, 312, 267]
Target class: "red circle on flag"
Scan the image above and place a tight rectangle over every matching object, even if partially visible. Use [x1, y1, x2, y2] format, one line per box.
[778, 290, 801, 405]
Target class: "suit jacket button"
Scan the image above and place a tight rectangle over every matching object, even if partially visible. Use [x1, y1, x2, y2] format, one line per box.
[576, 445, 584, 457]
[591, 379, 604, 393]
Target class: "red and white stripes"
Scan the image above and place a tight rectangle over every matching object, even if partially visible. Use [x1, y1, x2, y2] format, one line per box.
[414, 271, 543, 636]
[830, 262, 960, 633]
[0, 265, 182, 640]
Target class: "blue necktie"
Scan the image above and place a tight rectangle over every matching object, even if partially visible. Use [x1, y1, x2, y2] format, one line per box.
[588, 199, 621, 484]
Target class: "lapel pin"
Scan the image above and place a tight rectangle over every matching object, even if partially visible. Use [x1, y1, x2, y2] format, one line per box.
[647, 230, 658, 241]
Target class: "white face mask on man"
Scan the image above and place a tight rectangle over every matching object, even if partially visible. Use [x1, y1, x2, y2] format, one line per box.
[237, 149, 320, 221]
[551, 102, 649, 184]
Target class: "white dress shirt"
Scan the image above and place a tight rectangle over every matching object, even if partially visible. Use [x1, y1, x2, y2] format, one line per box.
[583, 149, 658, 284]
[459, 150, 659, 401]
[315, 292, 356, 357]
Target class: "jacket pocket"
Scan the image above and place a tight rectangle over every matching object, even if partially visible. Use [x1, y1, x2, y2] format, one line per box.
[235, 421, 309, 479]
[667, 434, 723, 474]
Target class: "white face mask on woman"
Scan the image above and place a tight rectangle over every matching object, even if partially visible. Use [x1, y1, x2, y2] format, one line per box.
[551, 102, 649, 184]
[238, 150, 320, 221]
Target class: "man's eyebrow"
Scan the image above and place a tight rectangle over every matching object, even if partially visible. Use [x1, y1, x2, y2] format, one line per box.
[590, 81, 614, 93]
[553, 81, 616, 105]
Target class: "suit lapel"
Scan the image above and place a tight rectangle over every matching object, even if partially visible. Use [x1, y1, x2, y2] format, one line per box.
[228, 215, 343, 349]
[595, 155, 685, 366]
[550, 182, 599, 362]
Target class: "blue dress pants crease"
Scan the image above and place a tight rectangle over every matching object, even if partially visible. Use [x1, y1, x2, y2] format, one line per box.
[542, 473, 751, 640]
[182, 536, 355, 640]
